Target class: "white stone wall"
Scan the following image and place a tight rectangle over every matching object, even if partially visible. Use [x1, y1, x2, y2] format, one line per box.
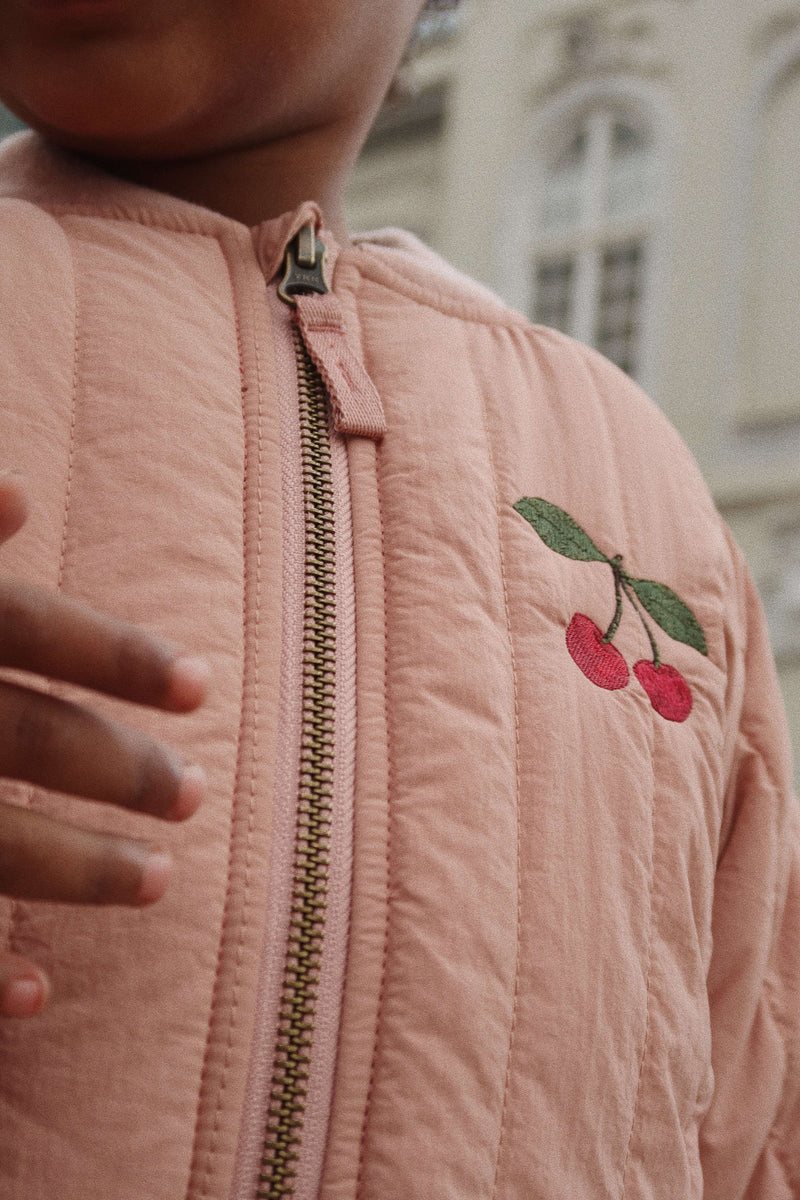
[347, 0, 800, 781]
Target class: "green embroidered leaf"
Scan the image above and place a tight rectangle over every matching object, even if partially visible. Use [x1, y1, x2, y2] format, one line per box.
[626, 577, 708, 656]
[513, 498, 610, 563]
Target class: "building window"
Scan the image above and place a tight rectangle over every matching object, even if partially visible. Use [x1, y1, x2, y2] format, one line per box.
[595, 240, 644, 376]
[531, 107, 655, 381]
[533, 255, 574, 332]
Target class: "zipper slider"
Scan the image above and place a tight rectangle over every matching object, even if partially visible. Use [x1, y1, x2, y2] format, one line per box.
[280, 223, 387, 439]
[278, 223, 330, 305]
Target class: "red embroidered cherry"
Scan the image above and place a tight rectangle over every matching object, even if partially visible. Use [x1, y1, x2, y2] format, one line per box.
[633, 660, 693, 723]
[514, 500, 707, 720]
[566, 613, 629, 690]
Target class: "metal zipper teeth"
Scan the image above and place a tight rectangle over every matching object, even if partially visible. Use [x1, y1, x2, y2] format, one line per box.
[257, 325, 337, 1199]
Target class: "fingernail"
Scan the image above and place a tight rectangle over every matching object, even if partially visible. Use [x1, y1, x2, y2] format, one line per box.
[170, 764, 206, 821]
[136, 850, 173, 905]
[167, 656, 210, 711]
[2, 977, 45, 1018]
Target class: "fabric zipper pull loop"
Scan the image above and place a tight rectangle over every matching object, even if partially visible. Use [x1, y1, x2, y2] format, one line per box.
[294, 293, 387, 440]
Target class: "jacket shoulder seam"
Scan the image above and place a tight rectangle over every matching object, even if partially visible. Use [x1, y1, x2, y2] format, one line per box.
[346, 250, 531, 329]
[24, 201, 233, 238]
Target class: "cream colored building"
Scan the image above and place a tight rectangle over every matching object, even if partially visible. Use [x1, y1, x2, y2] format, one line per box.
[347, 0, 800, 781]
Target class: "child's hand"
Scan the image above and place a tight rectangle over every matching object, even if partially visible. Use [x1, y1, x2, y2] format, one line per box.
[0, 473, 209, 1018]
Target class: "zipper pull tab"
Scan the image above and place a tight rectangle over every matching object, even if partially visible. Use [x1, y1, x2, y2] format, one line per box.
[278, 223, 330, 304]
[281, 223, 387, 440]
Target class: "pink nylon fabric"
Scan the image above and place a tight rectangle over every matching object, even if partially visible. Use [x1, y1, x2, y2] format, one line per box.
[0, 133, 796, 1200]
[294, 294, 387, 439]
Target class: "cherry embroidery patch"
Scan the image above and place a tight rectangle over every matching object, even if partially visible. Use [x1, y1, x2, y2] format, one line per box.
[513, 497, 708, 723]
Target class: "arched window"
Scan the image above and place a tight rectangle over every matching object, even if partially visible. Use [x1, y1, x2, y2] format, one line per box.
[531, 105, 658, 381]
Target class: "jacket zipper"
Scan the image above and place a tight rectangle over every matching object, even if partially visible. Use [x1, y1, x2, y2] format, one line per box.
[257, 226, 338, 1199]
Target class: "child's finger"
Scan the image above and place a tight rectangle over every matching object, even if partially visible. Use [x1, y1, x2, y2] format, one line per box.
[0, 472, 29, 543]
[0, 953, 50, 1018]
[0, 576, 209, 712]
[0, 802, 172, 906]
[0, 680, 206, 819]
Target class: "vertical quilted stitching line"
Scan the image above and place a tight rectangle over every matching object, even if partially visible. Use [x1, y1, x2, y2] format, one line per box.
[468, 328, 523, 1200]
[578, 348, 662, 1195]
[188, 234, 261, 1200]
[617, 759, 658, 1199]
[354, 440, 393, 1200]
[332, 265, 394, 1199]
[569, 348, 661, 1198]
[8, 228, 81, 961]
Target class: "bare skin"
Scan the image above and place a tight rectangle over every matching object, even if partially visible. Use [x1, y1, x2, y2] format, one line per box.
[0, 474, 208, 1015]
[0, 0, 428, 1014]
[0, 0, 427, 233]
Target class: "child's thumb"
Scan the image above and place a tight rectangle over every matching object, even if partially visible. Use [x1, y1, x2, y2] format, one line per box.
[0, 471, 29, 543]
[0, 953, 50, 1017]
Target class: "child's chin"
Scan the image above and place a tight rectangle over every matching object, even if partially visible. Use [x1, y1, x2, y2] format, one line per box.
[2, 88, 215, 162]
[0, 34, 227, 159]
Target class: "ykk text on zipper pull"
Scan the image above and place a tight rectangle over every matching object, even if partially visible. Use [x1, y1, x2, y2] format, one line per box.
[278, 224, 329, 304]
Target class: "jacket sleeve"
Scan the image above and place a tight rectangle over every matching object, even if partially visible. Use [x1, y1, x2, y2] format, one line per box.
[699, 535, 800, 1199]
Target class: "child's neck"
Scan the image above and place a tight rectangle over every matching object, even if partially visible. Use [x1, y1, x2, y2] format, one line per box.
[100, 118, 359, 240]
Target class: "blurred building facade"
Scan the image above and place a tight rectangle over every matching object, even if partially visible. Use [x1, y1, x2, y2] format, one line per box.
[346, 0, 800, 780]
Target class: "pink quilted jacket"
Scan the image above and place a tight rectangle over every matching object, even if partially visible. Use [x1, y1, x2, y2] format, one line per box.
[0, 132, 797, 1200]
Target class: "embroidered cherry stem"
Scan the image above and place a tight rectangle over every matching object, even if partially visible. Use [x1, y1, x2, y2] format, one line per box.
[602, 557, 625, 644]
[620, 575, 661, 668]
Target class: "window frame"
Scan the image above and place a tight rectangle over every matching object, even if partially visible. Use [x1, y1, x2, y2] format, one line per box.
[499, 77, 675, 402]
